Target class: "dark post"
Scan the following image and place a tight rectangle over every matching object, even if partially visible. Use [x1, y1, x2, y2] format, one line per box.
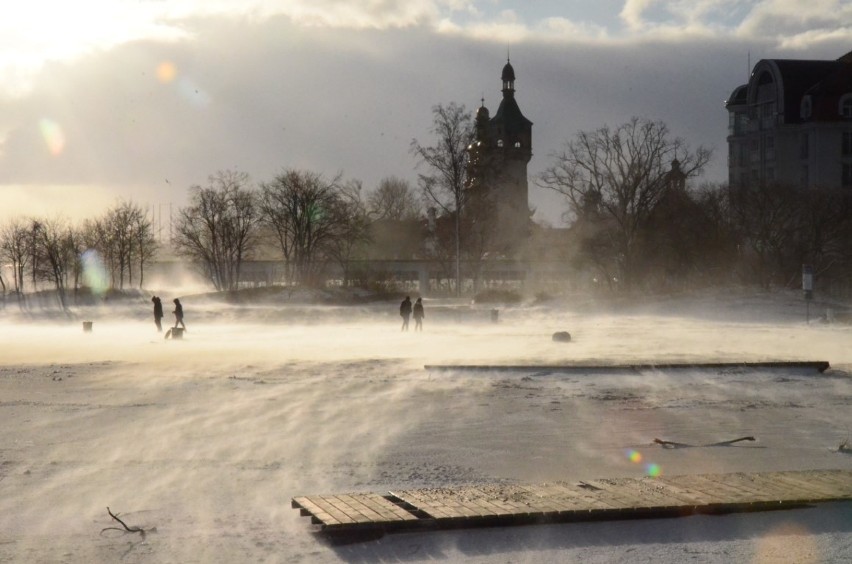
[802, 264, 813, 324]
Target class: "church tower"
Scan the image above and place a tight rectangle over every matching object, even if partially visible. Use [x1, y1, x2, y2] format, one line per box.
[466, 58, 533, 256]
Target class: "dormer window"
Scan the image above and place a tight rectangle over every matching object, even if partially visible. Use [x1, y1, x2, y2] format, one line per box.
[800, 96, 812, 120]
[840, 94, 852, 118]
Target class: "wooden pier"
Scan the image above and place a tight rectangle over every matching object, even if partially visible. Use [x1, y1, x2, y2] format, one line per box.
[292, 469, 852, 538]
[423, 361, 831, 373]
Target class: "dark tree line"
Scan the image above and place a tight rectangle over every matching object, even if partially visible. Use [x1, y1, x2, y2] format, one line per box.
[6, 112, 848, 301]
[172, 169, 376, 291]
[539, 116, 852, 294]
[0, 201, 158, 308]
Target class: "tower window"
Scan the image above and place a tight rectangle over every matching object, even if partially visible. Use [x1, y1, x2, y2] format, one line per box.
[842, 131, 852, 156]
[800, 96, 812, 120]
[497, 139, 504, 148]
[514, 141, 521, 148]
[840, 94, 852, 118]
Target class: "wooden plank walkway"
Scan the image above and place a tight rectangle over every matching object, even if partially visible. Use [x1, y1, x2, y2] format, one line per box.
[423, 361, 830, 373]
[292, 470, 852, 537]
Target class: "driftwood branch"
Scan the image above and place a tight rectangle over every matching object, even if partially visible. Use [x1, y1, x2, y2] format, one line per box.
[654, 436, 756, 449]
[100, 507, 156, 539]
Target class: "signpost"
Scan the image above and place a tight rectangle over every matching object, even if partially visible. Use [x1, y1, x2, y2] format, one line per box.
[802, 264, 813, 324]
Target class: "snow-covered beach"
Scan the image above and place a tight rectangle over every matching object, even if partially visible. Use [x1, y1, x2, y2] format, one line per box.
[1, 289, 850, 563]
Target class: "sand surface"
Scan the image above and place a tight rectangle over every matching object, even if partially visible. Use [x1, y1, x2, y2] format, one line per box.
[0, 290, 850, 562]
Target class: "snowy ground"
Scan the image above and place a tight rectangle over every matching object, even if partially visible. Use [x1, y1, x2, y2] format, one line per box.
[0, 289, 850, 563]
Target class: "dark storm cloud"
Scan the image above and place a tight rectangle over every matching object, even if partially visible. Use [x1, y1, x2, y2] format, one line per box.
[1, 15, 850, 222]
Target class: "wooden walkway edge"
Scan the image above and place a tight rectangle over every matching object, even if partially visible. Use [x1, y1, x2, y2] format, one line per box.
[292, 469, 852, 539]
[423, 361, 831, 373]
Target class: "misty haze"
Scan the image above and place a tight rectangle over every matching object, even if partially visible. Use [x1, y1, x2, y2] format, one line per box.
[2, 1, 852, 563]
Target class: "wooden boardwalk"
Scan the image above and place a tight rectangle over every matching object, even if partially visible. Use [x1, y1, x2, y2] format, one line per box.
[292, 470, 852, 537]
[423, 361, 831, 373]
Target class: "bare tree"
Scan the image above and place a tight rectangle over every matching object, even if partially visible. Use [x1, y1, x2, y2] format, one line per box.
[729, 182, 852, 289]
[411, 102, 474, 296]
[173, 170, 259, 291]
[31, 217, 76, 309]
[0, 218, 33, 295]
[324, 179, 372, 286]
[366, 177, 422, 221]
[258, 169, 345, 286]
[78, 202, 157, 290]
[538, 117, 711, 290]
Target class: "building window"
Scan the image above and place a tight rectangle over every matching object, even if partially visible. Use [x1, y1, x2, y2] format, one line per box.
[844, 163, 852, 188]
[514, 141, 521, 148]
[800, 96, 812, 120]
[840, 94, 852, 118]
[800, 132, 810, 159]
[843, 131, 852, 156]
[765, 135, 775, 161]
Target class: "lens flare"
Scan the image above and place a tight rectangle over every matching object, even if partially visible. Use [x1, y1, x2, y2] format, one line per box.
[39, 118, 65, 155]
[646, 463, 661, 477]
[157, 61, 177, 83]
[81, 249, 108, 296]
[627, 449, 642, 463]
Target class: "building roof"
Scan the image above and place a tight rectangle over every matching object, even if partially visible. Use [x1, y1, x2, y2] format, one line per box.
[501, 60, 515, 82]
[491, 96, 533, 133]
[770, 59, 846, 123]
[726, 84, 748, 107]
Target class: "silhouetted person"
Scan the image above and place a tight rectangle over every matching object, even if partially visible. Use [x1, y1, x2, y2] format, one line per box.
[152, 296, 164, 332]
[413, 297, 424, 332]
[172, 298, 186, 330]
[399, 296, 412, 331]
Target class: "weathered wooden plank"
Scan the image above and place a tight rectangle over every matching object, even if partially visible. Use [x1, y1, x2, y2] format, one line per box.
[516, 484, 586, 513]
[292, 496, 340, 526]
[656, 476, 725, 507]
[361, 493, 420, 521]
[336, 494, 388, 523]
[616, 478, 691, 508]
[740, 473, 824, 502]
[459, 491, 500, 516]
[458, 487, 517, 516]
[579, 479, 664, 509]
[547, 482, 623, 511]
[293, 470, 852, 536]
[765, 472, 846, 499]
[424, 361, 830, 373]
[351, 494, 398, 522]
[803, 470, 852, 493]
[318, 496, 364, 524]
[672, 474, 765, 503]
[722, 472, 804, 501]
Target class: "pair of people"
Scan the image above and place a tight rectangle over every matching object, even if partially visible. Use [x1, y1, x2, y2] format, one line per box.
[400, 296, 424, 331]
[152, 296, 186, 332]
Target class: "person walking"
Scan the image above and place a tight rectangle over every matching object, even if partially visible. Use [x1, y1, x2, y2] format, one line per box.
[399, 295, 412, 331]
[152, 296, 164, 332]
[413, 297, 424, 332]
[172, 298, 186, 330]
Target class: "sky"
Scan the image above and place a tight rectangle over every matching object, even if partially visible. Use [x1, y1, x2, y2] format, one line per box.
[1, 0, 851, 227]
